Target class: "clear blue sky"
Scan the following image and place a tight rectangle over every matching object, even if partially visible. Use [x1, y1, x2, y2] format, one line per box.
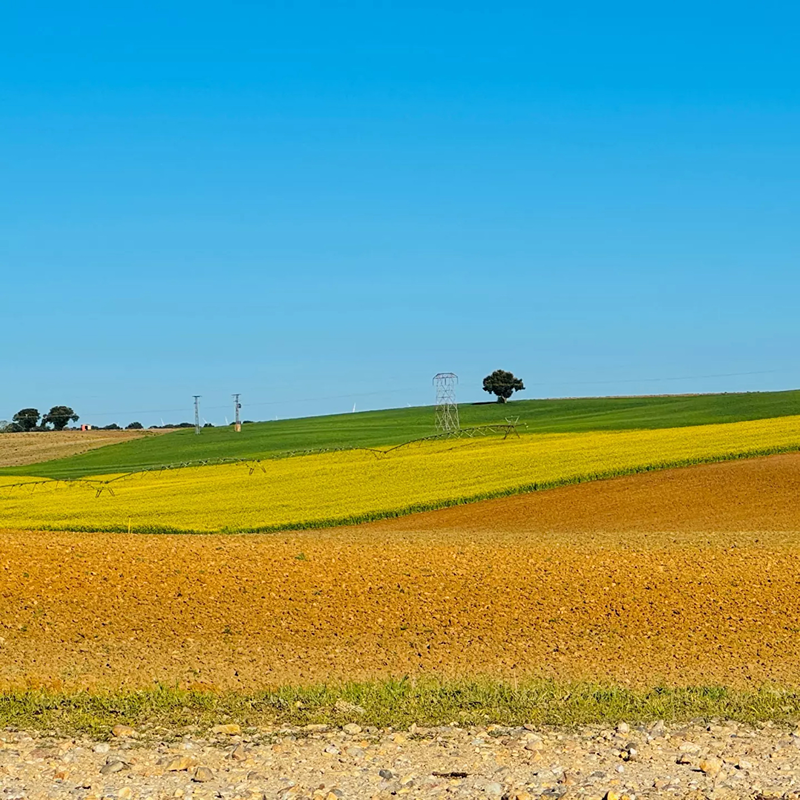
[2, 1, 798, 427]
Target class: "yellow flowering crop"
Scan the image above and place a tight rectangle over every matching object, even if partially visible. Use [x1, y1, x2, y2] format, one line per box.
[2, 415, 800, 533]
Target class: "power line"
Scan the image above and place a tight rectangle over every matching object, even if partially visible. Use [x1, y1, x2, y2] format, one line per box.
[29, 368, 794, 421]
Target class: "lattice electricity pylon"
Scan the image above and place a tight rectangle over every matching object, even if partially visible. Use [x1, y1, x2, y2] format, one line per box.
[433, 372, 460, 434]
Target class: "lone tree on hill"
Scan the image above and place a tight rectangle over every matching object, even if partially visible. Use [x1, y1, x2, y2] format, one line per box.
[42, 405, 79, 431]
[126, 421, 144, 430]
[12, 408, 40, 431]
[482, 369, 525, 403]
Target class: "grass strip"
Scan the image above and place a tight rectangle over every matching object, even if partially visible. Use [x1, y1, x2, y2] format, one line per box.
[2, 680, 800, 737]
[23, 441, 800, 535]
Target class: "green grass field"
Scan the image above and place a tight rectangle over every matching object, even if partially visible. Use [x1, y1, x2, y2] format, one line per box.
[3, 680, 800, 736]
[3, 389, 799, 480]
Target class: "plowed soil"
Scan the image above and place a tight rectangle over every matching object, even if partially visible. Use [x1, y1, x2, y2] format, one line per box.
[2, 453, 800, 691]
[0, 429, 167, 468]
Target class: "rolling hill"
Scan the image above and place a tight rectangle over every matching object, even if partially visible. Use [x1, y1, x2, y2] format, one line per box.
[2, 388, 799, 480]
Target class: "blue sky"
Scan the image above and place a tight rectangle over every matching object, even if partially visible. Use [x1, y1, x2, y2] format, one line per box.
[2, 1, 798, 426]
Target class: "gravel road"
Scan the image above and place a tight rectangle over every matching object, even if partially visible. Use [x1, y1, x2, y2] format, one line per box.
[4, 720, 800, 799]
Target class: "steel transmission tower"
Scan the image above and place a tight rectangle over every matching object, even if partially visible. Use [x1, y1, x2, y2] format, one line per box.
[433, 373, 460, 433]
[193, 395, 202, 435]
[232, 393, 242, 432]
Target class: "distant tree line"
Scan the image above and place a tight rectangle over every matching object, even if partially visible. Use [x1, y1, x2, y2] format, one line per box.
[0, 406, 79, 432]
[0, 407, 148, 433]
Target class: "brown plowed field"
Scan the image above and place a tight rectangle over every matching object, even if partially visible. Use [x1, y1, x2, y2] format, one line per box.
[0, 429, 168, 468]
[1, 453, 800, 691]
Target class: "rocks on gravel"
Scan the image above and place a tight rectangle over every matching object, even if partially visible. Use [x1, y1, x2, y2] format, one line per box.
[211, 722, 241, 735]
[3, 720, 800, 798]
[699, 755, 724, 776]
[192, 765, 214, 782]
[111, 724, 136, 738]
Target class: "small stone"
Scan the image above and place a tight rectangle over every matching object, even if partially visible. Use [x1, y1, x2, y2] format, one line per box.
[524, 739, 543, 751]
[679, 742, 701, 754]
[323, 744, 340, 755]
[166, 756, 195, 771]
[343, 723, 362, 736]
[54, 768, 69, 781]
[737, 759, 754, 771]
[100, 760, 125, 775]
[111, 724, 136, 738]
[193, 766, 214, 782]
[605, 792, 621, 800]
[211, 723, 241, 735]
[379, 769, 394, 779]
[616, 723, 630, 735]
[93, 743, 110, 754]
[230, 744, 248, 761]
[622, 745, 638, 761]
[118, 789, 133, 800]
[484, 783, 503, 796]
[699, 756, 723, 777]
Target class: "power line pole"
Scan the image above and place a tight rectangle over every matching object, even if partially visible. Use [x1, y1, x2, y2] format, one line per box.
[193, 395, 202, 435]
[232, 393, 242, 433]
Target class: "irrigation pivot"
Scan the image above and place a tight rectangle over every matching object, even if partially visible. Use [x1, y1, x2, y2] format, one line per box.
[433, 372, 460, 434]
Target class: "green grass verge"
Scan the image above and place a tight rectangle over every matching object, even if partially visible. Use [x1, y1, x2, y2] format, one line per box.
[3, 680, 800, 737]
[4, 389, 800, 480]
[23, 441, 800, 535]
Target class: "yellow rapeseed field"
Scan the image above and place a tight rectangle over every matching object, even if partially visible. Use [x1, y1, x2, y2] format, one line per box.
[2, 416, 800, 533]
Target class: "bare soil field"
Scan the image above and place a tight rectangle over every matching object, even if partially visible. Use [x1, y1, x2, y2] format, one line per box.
[0, 429, 168, 468]
[1, 453, 799, 692]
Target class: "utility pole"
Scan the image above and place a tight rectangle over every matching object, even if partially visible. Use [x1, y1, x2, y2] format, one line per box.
[193, 395, 202, 435]
[232, 393, 242, 432]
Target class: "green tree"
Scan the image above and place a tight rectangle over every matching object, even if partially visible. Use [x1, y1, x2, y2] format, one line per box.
[42, 405, 79, 431]
[126, 421, 144, 430]
[12, 408, 40, 431]
[482, 369, 525, 403]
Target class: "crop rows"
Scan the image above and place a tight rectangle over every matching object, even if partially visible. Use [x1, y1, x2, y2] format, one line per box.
[2, 415, 800, 533]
